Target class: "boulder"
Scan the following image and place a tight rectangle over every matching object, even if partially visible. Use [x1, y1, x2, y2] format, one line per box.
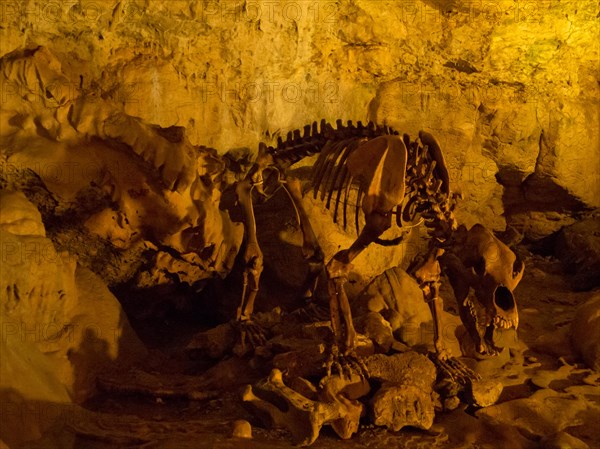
[370, 383, 436, 431]
[570, 292, 600, 371]
[355, 266, 432, 346]
[366, 352, 437, 432]
[0, 192, 146, 447]
[477, 388, 600, 439]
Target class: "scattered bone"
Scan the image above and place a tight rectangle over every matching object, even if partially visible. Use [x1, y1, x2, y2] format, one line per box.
[65, 406, 216, 447]
[98, 358, 261, 400]
[242, 369, 364, 446]
[97, 368, 220, 401]
[271, 343, 328, 379]
[287, 376, 318, 400]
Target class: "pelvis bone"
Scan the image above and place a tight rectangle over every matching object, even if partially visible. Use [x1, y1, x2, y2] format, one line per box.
[442, 224, 524, 356]
[242, 369, 367, 446]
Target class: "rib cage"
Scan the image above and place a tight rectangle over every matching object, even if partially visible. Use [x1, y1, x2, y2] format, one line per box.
[261, 119, 453, 244]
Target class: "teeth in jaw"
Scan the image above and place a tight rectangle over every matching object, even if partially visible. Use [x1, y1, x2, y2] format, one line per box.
[493, 316, 513, 329]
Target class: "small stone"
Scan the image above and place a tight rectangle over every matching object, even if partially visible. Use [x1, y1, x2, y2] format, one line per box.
[526, 355, 538, 364]
[469, 379, 503, 407]
[444, 395, 461, 411]
[231, 419, 252, 439]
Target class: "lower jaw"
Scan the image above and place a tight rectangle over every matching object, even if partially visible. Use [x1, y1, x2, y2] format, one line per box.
[479, 342, 501, 357]
[474, 326, 518, 358]
[475, 324, 503, 357]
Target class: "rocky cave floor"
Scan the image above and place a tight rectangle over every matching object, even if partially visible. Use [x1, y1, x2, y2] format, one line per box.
[27, 252, 600, 449]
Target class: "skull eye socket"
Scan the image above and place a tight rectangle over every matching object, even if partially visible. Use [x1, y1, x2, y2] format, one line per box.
[473, 257, 486, 276]
[494, 286, 515, 311]
[512, 258, 524, 278]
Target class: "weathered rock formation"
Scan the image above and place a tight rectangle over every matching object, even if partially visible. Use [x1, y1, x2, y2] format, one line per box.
[3, 1, 597, 242]
[0, 46, 243, 292]
[571, 292, 600, 371]
[0, 191, 146, 447]
[555, 216, 600, 291]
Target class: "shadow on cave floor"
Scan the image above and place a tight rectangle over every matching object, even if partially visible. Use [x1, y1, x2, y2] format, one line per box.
[110, 185, 319, 358]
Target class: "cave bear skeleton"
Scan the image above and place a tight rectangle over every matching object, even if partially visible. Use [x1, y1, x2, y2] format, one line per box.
[234, 119, 524, 370]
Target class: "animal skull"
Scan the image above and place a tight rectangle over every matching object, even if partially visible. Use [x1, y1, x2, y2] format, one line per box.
[442, 224, 524, 356]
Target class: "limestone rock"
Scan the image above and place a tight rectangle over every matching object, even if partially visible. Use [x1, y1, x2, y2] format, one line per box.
[355, 266, 432, 345]
[1, 46, 243, 290]
[0, 191, 46, 236]
[0, 193, 146, 447]
[370, 384, 435, 431]
[365, 352, 437, 389]
[354, 312, 395, 353]
[186, 322, 236, 359]
[1, 209, 79, 336]
[477, 388, 600, 438]
[0, 337, 71, 449]
[68, 267, 147, 402]
[570, 292, 600, 371]
[467, 379, 503, 408]
[1, 0, 598, 247]
[541, 432, 590, 449]
[555, 217, 600, 291]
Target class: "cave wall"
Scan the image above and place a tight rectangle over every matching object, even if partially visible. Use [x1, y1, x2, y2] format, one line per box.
[0, 191, 147, 447]
[1, 0, 597, 237]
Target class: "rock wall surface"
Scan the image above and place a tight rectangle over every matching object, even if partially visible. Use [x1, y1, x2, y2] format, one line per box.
[0, 45, 243, 288]
[0, 191, 147, 447]
[1, 0, 597, 240]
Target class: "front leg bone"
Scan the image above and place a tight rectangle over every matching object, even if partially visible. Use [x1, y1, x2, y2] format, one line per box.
[411, 248, 449, 359]
[283, 178, 325, 302]
[411, 250, 482, 384]
[235, 178, 264, 322]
